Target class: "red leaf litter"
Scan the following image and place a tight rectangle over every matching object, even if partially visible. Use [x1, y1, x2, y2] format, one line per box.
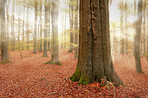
[0, 50, 148, 97]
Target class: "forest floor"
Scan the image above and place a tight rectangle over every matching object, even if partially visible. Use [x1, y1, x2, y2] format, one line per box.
[0, 50, 148, 98]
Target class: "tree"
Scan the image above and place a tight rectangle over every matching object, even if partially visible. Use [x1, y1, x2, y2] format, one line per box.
[46, 0, 61, 65]
[119, 0, 124, 54]
[33, 0, 38, 54]
[134, 0, 144, 73]
[43, 0, 49, 57]
[11, 0, 15, 51]
[39, 0, 43, 52]
[70, 0, 124, 86]
[0, 0, 11, 63]
[74, 0, 78, 58]
[68, 0, 74, 53]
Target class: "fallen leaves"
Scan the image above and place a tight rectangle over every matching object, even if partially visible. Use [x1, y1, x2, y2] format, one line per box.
[0, 50, 148, 97]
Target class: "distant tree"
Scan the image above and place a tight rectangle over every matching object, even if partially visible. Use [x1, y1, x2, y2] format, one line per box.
[11, 0, 15, 51]
[0, 0, 11, 63]
[134, 0, 144, 73]
[74, 0, 78, 58]
[33, 0, 38, 54]
[70, 0, 124, 86]
[68, 0, 74, 53]
[26, 1, 30, 50]
[119, 0, 124, 54]
[43, 0, 49, 57]
[39, 0, 43, 52]
[46, 0, 61, 65]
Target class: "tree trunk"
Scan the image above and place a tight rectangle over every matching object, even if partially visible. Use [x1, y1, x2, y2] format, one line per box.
[43, 0, 49, 57]
[70, 0, 124, 87]
[11, 0, 15, 51]
[0, 0, 10, 63]
[33, 1, 37, 54]
[26, 3, 30, 50]
[74, 0, 78, 58]
[46, 0, 60, 65]
[134, 0, 144, 73]
[39, 0, 43, 52]
[120, 0, 124, 54]
[68, 1, 74, 53]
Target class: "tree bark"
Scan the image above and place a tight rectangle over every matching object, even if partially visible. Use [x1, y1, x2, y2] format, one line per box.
[39, 0, 43, 52]
[68, 0, 74, 53]
[0, 0, 10, 63]
[43, 0, 49, 57]
[70, 0, 124, 87]
[134, 0, 144, 73]
[46, 0, 61, 65]
[33, 1, 37, 54]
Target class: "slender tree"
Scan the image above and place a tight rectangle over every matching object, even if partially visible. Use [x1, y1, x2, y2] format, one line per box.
[39, 0, 43, 52]
[74, 0, 78, 58]
[43, 0, 49, 57]
[119, 0, 124, 54]
[11, 0, 15, 51]
[70, 0, 124, 86]
[134, 0, 144, 73]
[33, 0, 37, 54]
[26, 1, 30, 50]
[68, 0, 74, 53]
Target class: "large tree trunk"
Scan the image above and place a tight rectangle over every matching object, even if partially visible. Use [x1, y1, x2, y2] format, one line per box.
[46, 0, 60, 65]
[134, 0, 144, 73]
[0, 0, 10, 63]
[43, 0, 49, 57]
[70, 0, 124, 87]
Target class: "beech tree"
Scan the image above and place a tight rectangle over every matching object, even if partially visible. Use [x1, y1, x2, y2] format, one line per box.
[46, 0, 61, 65]
[134, 0, 144, 73]
[0, 0, 10, 63]
[70, 0, 124, 86]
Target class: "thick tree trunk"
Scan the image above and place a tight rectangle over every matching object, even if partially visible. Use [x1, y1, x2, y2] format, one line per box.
[46, 0, 60, 65]
[134, 0, 144, 73]
[70, 0, 124, 87]
[0, 0, 10, 63]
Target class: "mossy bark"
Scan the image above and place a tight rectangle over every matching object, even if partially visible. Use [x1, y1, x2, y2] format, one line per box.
[70, 0, 124, 87]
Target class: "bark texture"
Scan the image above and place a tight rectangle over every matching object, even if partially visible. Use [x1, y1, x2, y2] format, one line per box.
[134, 0, 144, 73]
[47, 0, 61, 65]
[70, 0, 124, 87]
[43, 0, 49, 57]
[0, 0, 10, 63]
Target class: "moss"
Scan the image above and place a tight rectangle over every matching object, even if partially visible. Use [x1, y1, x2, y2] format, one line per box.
[68, 49, 73, 53]
[1, 60, 11, 64]
[78, 73, 88, 85]
[45, 60, 62, 66]
[70, 68, 81, 82]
